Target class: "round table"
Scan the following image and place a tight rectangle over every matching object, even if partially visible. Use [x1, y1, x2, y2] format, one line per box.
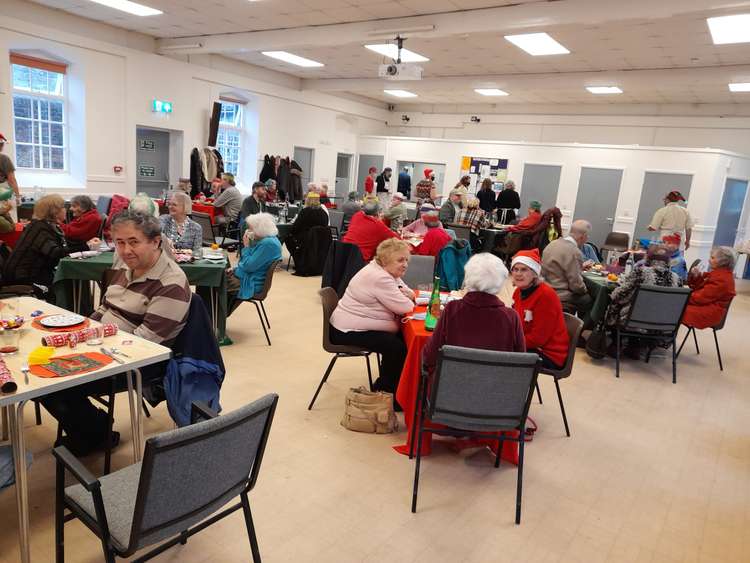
[582, 272, 617, 329]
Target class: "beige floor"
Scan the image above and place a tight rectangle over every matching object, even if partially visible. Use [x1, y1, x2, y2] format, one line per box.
[1, 269, 749, 563]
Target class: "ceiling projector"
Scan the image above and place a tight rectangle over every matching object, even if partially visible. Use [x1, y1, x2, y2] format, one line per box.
[378, 63, 423, 80]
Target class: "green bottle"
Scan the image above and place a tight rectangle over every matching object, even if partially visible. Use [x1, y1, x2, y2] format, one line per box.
[424, 275, 441, 331]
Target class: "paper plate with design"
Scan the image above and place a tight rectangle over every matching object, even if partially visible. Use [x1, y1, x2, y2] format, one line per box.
[39, 313, 86, 328]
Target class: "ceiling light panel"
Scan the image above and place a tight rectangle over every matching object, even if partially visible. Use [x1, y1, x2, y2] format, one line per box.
[88, 0, 162, 16]
[261, 51, 324, 67]
[707, 14, 750, 44]
[475, 88, 509, 96]
[384, 89, 418, 98]
[504, 33, 570, 56]
[729, 83, 750, 92]
[365, 44, 429, 62]
[586, 86, 623, 94]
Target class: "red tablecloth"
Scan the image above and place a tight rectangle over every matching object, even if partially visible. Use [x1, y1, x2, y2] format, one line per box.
[192, 202, 222, 221]
[393, 305, 520, 464]
[0, 223, 24, 249]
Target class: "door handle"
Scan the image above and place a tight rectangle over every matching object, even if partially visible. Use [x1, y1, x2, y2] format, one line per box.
[606, 217, 614, 221]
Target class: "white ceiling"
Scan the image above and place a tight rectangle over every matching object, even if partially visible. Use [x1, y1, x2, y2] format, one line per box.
[28, 0, 750, 106]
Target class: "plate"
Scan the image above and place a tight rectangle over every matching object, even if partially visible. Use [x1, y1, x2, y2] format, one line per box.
[40, 313, 86, 328]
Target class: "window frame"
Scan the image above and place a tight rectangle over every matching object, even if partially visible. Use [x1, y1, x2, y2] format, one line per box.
[10, 62, 68, 173]
[216, 100, 244, 178]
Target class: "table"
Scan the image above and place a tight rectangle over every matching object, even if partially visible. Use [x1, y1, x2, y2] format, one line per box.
[276, 222, 293, 244]
[0, 296, 171, 563]
[52, 252, 231, 344]
[0, 222, 24, 249]
[393, 305, 519, 463]
[582, 272, 616, 330]
[480, 227, 510, 252]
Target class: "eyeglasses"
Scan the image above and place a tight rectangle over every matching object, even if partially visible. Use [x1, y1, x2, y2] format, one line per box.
[510, 267, 531, 274]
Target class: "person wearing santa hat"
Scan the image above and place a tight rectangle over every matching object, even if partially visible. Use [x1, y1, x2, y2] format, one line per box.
[0, 133, 20, 203]
[415, 168, 437, 204]
[511, 249, 569, 370]
[662, 233, 687, 280]
[401, 203, 443, 237]
[648, 190, 693, 250]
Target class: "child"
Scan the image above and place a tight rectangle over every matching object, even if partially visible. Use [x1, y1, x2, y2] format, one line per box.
[663, 233, 687, 280]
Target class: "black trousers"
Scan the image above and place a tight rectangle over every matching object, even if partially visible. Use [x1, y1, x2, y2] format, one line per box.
[528, 348, 564, 371]
[329, 325, 407, 394]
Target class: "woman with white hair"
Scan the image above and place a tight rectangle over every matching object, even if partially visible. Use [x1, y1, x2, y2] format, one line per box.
[423, 253, 526, 372]
[682, 246, 736, 329]
[159, 191, 202, 253]
[128, 192, 159, 217]
[226, 212, 282, 314]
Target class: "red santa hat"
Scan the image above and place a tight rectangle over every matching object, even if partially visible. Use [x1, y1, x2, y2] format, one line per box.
[511, 249, 542, 275]
[423, 168, 433, 179]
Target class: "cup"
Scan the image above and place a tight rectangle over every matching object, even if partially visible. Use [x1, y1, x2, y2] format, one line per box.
[0, 296, 20, 321]
[0, 328, 20, 355]
[86, 326, 103, 346]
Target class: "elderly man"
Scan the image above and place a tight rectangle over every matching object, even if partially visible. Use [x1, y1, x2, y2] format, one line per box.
[213, 173, 243, 225]
[384, 191, 407, 231]
[649, 190, 694, 250]
[342, 200, 398, 261]
[542, 219, 592, 316]
[439, 186, 467, 224]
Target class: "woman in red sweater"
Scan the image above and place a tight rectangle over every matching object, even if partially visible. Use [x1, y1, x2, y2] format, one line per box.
[682, 246, 736, 329]
[63, 195, 102, 252]
[511, 249, 569, 369]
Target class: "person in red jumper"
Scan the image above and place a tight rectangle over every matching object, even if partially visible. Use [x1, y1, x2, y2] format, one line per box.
[364, 166, 377, 195]
[682, 246, 736, 329]
[510, 249, 569, 370]
[412, 206, 451, 257]
[507, 200, 542, 232]
[62, 195, 103, 252]
[342, 201, 398, 261]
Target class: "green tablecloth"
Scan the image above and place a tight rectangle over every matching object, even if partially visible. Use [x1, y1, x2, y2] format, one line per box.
[479, 228, 509, 252]
[582, 273, 616, 330]
[52, 252, 230, 344]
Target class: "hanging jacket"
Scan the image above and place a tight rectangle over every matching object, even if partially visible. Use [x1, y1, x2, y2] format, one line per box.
[277, 157, 291, 200]
[213, 149, 224, 178]
[259, 154, 275, 182]
[102, 194, 131, 241]
[437, 239, 472, 291]
[322, 240, 366, 297]
[189, 148, 203, 198]
[164, 294, 226, 427]
[289, 159, 304, 202]
[293, 225, 332, 277]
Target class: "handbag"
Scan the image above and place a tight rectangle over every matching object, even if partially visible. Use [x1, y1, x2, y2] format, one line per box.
[341, 386, 398, 434]
[585, 322, 610, 359]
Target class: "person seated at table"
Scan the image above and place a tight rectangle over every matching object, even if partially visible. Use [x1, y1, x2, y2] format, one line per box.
[507, 200, 542, 232]
[241, 181, 268, 220]
[0, 185, 16, 234]
[213, 173, 243, 226]
[62, 195, 102, 253]
[286, 192, 329, 257]
[455, 196, 490, 251]
[3, 194, 69, 290]
[495, 180, 521, 223]
[384, 192, 407, 232]
[330, 238, 415, 394]
[342, 201, 398, 261]
[159, 191, 202, 254]
[662, 233, 687, 281]
[318, 183, 331, 206]
[581, 242, 601, 265]
[128, 192, 159, 217]
[439, 186, 467, 224]
[41, 210, 191, 455]
[510, 249, 569, 370]
[402, 203, 443, 237]
[412, 209, 451, 258]
[341, 191, 361, 227]
[541, 219, 592, 317]
[264, 179, 282, 203]
[682, 246, 736, 330]
[423, 253, 525, 372]
[227, 213, 282, 315]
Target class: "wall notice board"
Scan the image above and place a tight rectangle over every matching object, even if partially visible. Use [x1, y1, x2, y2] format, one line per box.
[460, 156, 509, 192]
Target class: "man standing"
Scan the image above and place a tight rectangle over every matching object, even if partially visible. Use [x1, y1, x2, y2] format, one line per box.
[648, 190, 694, 250]
[397, 166, 411, 200]
[0, 133, 20, 204]
[376, 167, 392, 207]
[542, 219, 592, 317]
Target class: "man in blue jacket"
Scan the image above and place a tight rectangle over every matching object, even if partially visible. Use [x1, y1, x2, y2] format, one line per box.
[397, 167, 411, 200]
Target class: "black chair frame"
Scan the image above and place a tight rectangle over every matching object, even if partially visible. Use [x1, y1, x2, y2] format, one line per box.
[676, 296, 733, 371]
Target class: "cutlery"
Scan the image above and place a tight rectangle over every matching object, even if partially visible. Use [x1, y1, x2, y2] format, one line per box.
[110, 347, 131, 358]
[20, 362, 29, 385]
[100, 347, 125, 365]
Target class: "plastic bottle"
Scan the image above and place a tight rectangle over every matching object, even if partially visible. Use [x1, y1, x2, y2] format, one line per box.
[424, 276, 441, 331]
[625, 253, 635, 276]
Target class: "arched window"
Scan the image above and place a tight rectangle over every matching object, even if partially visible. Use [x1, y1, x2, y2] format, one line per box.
[216, 97, 244, 176]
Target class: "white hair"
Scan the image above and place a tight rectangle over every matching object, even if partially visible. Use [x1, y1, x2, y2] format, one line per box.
[711, 246, 736, 269]
[246, 212, 279, 239]
[171, 191, 192, 214]
[569, 220, 592, 236]
[462, 253, 508, 295]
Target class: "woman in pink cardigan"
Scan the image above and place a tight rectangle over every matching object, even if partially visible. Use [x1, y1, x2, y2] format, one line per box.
[330, 238, 416, 393]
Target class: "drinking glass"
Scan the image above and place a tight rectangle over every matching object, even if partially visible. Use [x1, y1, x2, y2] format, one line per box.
[0, 296, 20, 322]
[0, 328, 20, 355]
[86, 326, 104, 346]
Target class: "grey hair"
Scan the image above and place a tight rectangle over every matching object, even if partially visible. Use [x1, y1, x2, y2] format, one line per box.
[246, 212, 278, 239]
[170, 191, 192, 214]
[71, 195, 95, 212]
[363, 201, 380, 216]
[347, 191, 358, 201]
[463, 253, 508, 295]
[711, 246, 736, 269]
[569, 220, 592, 236]
[111, 210, 162, 240]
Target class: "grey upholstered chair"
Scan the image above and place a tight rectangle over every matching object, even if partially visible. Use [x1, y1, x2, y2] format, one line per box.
[53, 394, 278, 563]
[410, 346, 540, 524]
[308, 287, 374, 410]
[328, 210, 345, 238]
[444, 223, 472, 243]
[615, 285, 691, 383]
[400, 255, 436, 289]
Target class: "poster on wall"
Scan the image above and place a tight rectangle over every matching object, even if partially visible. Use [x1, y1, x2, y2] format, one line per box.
[460, 156, 509, 192]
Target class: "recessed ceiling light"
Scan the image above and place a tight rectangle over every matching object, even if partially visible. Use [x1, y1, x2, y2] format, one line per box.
[261, 51, 324, 67]
[729, 83, 750, 92]
[384, 89, 417, 98]
[504, 33, 570, 56]
[365, 44, 429, 62]
[586, 86, 623, 94]
[707, 14, 750, 44]
[474, 88, 509, 96]
[87, 0, 162, 16]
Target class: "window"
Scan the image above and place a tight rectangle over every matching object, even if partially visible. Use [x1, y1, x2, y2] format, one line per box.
[216, 101, 243, 176]
[11, 55, 67, 171]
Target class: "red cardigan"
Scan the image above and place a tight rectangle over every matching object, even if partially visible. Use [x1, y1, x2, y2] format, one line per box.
[508, 210, 541, 232]
[512, 282, 569, 367]
[413, 228, 451, 257]
[423, 291, 526, 371]
[342, 211, 398, 261]
[62, 209, 102, 242]
[682, 268, 735, 329]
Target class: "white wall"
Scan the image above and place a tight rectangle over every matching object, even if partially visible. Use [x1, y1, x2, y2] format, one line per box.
[358, 135, 750, 263]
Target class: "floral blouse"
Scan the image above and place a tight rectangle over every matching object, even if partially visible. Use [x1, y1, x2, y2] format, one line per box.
[159, 215, 203, 254]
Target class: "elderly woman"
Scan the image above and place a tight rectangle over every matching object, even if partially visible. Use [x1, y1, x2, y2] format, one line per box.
[128, 192, 159, 217]
[3, 194, 68, 289]
[455, 196, 490, 251]
[423, 253, 525, 372]
[402, 203, 443, 237]
[341, 191, 361, 226]
[227, 213, 283, 315]
[264, 179, 280, 203]
[286, 191, 329, 256]
[510, 249, 569, 370]
[476, 178, 496, 214]
[62, 195, 102, 252]
[496, 180, 521, 223]
[159, 191, 203, 254]
[330, 238, 415, 393]
[682, 246, 736, 329]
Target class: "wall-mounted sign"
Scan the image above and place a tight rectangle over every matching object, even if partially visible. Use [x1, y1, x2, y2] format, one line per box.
[139, 165, 156, 177]
[139, 139, 155, 151]
[152, 99, 173, 114]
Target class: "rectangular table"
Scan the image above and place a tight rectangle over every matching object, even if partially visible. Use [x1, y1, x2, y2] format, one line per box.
[52, 252, 231, 345]
[0, 296, 171, 563]
[582, 272, 616, 330]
